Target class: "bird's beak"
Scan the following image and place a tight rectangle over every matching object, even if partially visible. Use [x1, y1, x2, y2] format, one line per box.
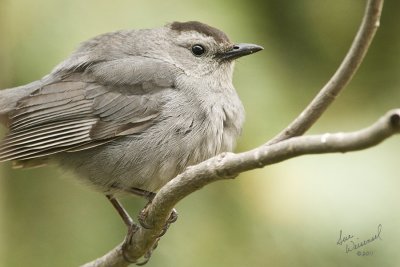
[217, 43, 264, 60]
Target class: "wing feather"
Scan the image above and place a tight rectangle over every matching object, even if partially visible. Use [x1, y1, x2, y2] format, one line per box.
[0, 56, 174, 164]
[0, 76, 166, 163]
[1, 120, 98, 148]
[11, 101, 92, 129]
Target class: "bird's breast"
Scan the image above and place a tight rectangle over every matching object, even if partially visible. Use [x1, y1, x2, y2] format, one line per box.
[186, 86, 245, 163]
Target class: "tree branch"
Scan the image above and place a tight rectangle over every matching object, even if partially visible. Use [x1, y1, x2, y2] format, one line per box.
[267, 0, 384, 145]
[83, 109, 399, 266]
[81, 0, 387, 266]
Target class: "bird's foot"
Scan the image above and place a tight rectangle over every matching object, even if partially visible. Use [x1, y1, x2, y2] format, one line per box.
[121, 223, 140, 264]
[121, 222, 162, 266]
[138, 202, 178, 237]
[135, 239, 159, 266]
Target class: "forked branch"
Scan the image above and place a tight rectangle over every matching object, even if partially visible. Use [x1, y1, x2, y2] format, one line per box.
[84, 109, 399, 267]
[82, 0, 387, 266]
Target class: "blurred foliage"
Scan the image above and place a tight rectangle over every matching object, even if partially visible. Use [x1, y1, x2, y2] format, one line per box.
[0, 0, 399, 266]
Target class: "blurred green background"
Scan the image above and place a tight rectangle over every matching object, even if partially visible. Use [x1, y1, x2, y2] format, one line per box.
[0, 0, 399, 266]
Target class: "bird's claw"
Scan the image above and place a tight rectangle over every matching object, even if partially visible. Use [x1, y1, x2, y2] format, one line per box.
[167, 208, 178, 224]
[132, 206, 178, 265]
[135, 243, 158, 266]
[138, 206, 153, 229]
[121, 224, 140, 263]
[138, 206, 178, 237]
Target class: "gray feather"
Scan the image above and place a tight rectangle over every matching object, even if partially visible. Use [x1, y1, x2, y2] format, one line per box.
[0, 21, 257, 193]
[0, 60, 168, 162]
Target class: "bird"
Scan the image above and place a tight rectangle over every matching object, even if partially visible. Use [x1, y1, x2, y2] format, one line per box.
[0, 21, 263, 234]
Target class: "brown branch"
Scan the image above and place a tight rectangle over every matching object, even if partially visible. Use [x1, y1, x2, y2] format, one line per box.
[267, 0, 384, 145]
[82, 109, 400, 267]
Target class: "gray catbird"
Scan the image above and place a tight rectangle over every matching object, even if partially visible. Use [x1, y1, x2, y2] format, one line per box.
[0, 21, 263, 226]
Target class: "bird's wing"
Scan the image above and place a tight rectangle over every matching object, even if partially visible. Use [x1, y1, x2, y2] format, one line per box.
[0, 57, 176, 162]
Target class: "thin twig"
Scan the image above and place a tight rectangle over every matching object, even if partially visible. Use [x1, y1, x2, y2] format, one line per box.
[267, 0, 384, 145]
[82, 109, 400, 267]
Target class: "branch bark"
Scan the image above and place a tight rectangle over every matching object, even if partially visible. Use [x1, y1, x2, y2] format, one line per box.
[81, 0, 387, 266]
[149, 109, 400, 216]
[84, 109, 399, 267]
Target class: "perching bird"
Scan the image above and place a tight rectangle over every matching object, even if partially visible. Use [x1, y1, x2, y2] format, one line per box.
[0, 21, 263, 230]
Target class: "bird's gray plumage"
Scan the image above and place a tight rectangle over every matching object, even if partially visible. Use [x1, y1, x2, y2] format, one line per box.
[0, 21, 262, 193]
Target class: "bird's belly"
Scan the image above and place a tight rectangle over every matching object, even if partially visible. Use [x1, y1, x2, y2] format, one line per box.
[57, 115, 239, 194]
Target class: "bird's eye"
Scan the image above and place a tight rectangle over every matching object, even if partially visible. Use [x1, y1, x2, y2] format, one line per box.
[191, 44, 206, 56]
